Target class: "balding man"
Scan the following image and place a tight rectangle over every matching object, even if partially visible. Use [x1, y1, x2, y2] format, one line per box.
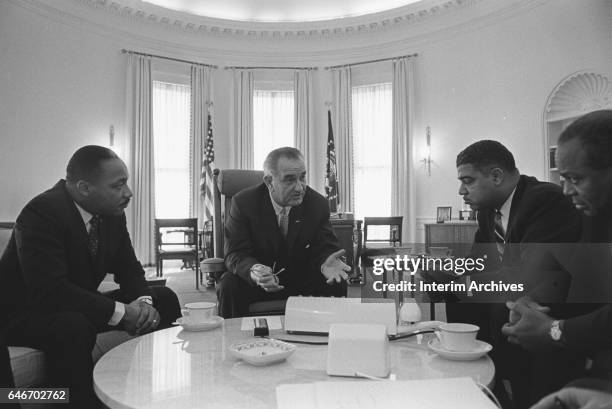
[217, 147, 350, 318]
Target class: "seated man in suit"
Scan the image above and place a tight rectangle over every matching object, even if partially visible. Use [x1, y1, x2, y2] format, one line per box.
[504, 110, 612, 388]
[0, 146, 181, 408]
[217, 147, 350, 318]
[428, 140, 582, 408]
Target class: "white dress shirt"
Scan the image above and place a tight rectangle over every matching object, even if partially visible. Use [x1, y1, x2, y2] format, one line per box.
[268, 190, 292, 228]
[74, 202, 152, 326]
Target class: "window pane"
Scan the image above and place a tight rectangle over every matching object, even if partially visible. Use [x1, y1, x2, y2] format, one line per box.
[352, 83, 392, 219]
[153, 81, 191, 218]
[253, 89, 294, 170]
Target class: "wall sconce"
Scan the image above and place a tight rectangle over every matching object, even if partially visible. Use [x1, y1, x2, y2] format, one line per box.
[422, 126, 433, 176]
[109, 125, 115, 147]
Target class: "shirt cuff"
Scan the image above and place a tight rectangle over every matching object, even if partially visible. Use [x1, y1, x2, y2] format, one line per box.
[108, 302, 126, 326]
[137, 296, 153, 305]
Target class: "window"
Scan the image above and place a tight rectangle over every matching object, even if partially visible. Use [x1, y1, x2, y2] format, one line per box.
[352, 82, 392, 219]
[152, 80, 191, 218]
[253, 88, 294, 170]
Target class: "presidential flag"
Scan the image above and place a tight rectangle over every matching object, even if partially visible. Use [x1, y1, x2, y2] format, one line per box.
[325, 109, 339, 213]
[201, 112, 215, 221]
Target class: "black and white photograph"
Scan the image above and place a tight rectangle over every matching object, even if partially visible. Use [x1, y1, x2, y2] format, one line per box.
[1, 0, 612, 408]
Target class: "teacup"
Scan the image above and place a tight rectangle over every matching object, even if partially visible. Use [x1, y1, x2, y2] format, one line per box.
[429, 247, 452, 257]
[181, 302, 216, 324]
[435, 323, 479, 351]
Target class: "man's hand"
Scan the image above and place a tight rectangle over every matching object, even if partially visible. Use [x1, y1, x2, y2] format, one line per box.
[508, 296, 551, 325]
[501, 300, 555, 350]
[122, 300, 160, 335]
[321, 249, 351, 284]
[530, 387, 612, 409]
[250, 264, 284, 293]
[134, 301, 160, 335]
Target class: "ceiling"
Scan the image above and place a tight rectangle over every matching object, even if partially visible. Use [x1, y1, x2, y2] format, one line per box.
[141, 0, 424, 22]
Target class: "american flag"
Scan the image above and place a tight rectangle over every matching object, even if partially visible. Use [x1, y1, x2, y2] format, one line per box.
[201, 112, 215, 221]
[325, 109, 339, 213]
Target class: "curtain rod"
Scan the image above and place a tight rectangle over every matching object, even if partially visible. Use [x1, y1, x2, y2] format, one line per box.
[224, 66, 318, 70]
[325, 53, 418, 70]
[121, 49, 218, 69]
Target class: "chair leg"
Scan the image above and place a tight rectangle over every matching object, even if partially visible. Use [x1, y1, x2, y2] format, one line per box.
[195, 259, 199, 290]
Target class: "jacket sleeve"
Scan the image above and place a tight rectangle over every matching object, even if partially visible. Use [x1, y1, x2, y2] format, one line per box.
[224, 197, 259, 285]
[310, 206, 341, 274]
[564, 304, 612, 352]
[15, 204, 116, 329]
[110, 214, 152, 301]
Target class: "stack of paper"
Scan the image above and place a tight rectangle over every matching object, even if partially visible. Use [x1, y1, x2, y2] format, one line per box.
[277, 377, 497, 409]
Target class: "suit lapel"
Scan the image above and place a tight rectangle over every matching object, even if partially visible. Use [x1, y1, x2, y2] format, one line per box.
[506, 176, 527, 240]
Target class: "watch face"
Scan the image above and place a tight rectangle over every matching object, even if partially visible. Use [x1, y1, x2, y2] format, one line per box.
[550, 322, 562, 341]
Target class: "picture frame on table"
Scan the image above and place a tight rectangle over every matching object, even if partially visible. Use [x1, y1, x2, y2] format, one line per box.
[436, 206, 452, 223]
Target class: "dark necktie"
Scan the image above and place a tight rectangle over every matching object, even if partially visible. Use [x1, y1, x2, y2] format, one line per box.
[494, 209, 505, 259]
[88, 215, 100, 258]
[279, 208, 289, 239]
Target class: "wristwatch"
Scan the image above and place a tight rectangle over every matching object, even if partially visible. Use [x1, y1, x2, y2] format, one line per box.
[549, 320, 564, 344]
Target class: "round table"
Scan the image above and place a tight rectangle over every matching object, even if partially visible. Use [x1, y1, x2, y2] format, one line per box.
[94, 318, 494, 409]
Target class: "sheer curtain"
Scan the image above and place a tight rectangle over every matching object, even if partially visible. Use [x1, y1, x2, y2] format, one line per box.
[352, 83, 393, 219]
[294, 69, 313, 170]
[392, 57, 416, 243]
[126, 54, 155, 265]
[230, 69, 254, 169]
[253, 88, 294, 169]
[332, 67, 353, 213]
[152, 81, 191, 219]
[190, 65, 212, 225]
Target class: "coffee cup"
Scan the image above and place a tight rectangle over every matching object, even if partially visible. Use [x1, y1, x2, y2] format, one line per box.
[434, 323, 479, 351]
[429, 247, 452, 257]
[181, 302, 216, 324]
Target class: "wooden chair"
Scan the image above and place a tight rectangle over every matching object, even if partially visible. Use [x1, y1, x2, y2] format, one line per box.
[154, 218, 200, 288]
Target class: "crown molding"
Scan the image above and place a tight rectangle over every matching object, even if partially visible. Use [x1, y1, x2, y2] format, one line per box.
[18, 0, 496, 40]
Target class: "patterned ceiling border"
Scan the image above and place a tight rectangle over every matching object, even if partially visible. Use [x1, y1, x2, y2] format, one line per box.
[73, 0, 485, 39]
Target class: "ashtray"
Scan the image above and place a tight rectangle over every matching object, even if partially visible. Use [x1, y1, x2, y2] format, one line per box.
[229, 339, 296, 366]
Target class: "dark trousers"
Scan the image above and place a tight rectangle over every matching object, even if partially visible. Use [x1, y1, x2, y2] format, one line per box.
[1, 286, 180, 409]
[217, 272, 344, 318]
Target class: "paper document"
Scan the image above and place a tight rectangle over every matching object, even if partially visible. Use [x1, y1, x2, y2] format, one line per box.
[277, 377, 497, 409]
[240, 316, 282, 330]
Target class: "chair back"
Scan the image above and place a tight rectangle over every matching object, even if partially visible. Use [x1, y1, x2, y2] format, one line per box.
[154, 218, 199, 251]
[363, 216, 403, 249]
[212, 169, 264, 257]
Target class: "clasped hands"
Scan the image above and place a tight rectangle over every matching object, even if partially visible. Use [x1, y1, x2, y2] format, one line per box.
[122, 299, 161, 336]
[250, 263, 284, 292]
[501, 296, 554, 350]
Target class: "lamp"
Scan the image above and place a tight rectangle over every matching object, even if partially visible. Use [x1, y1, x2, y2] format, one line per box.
[422, 126, 433, 176]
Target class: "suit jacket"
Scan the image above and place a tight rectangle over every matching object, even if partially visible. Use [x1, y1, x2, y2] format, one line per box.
[224, 183, 340, 293]
[470, 175, 582, 299]
[0, 180, 151, 329]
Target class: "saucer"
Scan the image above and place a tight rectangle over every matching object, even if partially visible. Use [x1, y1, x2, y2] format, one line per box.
[428, 338, 492, 361]
[173, 316, 224, 332]
[229, 339, 296, 366]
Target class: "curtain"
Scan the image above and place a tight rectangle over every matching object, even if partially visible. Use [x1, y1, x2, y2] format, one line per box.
[253, 89, 294, 169]
[152, 81, 191, 219]
[294, 69, 313, 171]
[332, 67, 354, 213]
[190, 65, 212, 226]
[392, 57, 416, 244]
[230, 69, 254, 169]
[352, 83, 393, 219]
[126, 54, 155, 265]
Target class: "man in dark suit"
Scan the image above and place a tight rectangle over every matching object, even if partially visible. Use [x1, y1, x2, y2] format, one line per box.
[435, 140, 582, 408]
[217, 147, 350, 318]
[0, 146, 181, 408]
[503, 110, 612, 404]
